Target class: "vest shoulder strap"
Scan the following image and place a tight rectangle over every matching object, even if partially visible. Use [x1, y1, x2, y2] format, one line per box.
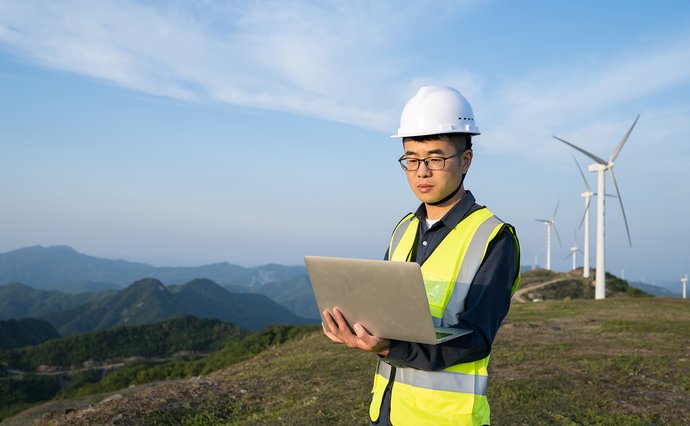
[389, 213, 417, 262]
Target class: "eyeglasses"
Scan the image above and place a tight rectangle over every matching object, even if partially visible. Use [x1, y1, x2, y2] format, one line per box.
[398, 154, 459, 171]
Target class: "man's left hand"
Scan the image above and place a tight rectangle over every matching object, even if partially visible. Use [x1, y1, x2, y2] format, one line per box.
[321, 308, 390, 356]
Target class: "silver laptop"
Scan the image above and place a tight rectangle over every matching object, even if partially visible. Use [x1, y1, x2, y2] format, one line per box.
[304, 255, 472, 345]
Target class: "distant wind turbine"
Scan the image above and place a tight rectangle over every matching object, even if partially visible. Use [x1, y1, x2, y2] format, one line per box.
[681, 273, 688, 299]
[553, 115, 638, 299]
[535, 200, 562, 271]
[564, 228, 583, 271]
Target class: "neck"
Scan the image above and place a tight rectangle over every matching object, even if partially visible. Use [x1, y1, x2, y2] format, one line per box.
[425, 187, 465, 220]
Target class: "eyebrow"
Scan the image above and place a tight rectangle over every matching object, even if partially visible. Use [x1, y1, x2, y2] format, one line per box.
[404, 148, 446, 156]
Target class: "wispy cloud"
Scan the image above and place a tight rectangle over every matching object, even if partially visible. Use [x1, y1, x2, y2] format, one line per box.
[0, 0, 447, 131]
[480, 35, 690, 161]
[1, 0, 689, 149]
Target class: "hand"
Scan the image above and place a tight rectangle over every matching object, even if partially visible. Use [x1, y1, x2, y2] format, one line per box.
[321, 308, 390, 356]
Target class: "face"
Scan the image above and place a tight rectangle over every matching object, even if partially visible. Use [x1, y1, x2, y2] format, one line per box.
[401, 137, 473, 205]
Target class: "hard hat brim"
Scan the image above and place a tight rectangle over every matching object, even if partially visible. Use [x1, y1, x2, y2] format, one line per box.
[390, 129, 481, 138]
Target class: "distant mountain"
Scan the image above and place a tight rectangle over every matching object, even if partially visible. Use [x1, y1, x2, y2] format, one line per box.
[628, 281, 681, 297]
[0, 318, 60, 349]
[38, 278, 315, 336]
[253, 274, 319, 319]
[0, 245, 306, 292]
[0, 246, 150, 291]
[169, 278, 314, 329]
[0, 282, 113, 320]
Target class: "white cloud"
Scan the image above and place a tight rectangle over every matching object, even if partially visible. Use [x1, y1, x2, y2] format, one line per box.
[480, 35, 690, 164]
[1, 0, 689, 151]
[0, 0, 451, 132]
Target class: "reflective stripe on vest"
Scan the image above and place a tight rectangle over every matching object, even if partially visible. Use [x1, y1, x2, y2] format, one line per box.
[377, 359, 488, 396]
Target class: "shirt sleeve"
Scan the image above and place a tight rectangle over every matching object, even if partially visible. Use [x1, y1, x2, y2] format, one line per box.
[383, 227, 518, 371]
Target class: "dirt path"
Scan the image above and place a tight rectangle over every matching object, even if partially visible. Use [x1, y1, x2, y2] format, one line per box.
[512, 278, 574, 303]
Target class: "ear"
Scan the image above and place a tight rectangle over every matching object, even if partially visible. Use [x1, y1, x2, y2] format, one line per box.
[461, 150, 473, 173]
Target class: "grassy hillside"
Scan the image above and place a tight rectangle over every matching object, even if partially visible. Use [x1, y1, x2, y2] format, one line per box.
[11, 296, 689, 425]
[0, 318, 59, 349]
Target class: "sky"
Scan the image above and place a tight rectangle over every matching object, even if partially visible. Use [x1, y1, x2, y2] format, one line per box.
[1, 0, 689, 287]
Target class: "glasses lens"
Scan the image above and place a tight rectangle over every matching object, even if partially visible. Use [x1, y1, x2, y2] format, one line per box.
[403, 158, 419, 171]
[426, 158, 445, 170]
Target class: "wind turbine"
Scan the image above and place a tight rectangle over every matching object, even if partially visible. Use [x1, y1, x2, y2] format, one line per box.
[553, 115, 638, 299]
[564, 228, 583, 271]
[681, 273, 688, 299]
[534, 200, 562, 271]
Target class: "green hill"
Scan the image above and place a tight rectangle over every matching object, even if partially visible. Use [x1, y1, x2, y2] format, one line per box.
[0, 283, 112, 320]
[0, 318, 60, 349]
[5, 295, 688, 425]
[0, 316, 245, 371]
[513, 269, 649, 302]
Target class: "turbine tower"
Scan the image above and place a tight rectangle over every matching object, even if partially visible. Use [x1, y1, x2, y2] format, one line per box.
[553, 115, 638, 299]
[682, 273, 688, 299]
[534, 200, 562, 271]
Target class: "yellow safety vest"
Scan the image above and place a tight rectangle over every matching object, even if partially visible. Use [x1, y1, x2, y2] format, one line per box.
[369, 207, 520, 426]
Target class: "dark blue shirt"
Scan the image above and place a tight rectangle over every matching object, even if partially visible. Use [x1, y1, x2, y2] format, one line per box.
[383, 190, 519, 370]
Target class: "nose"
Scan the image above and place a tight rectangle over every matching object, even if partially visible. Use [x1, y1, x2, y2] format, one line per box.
[416, 160, 432, 177]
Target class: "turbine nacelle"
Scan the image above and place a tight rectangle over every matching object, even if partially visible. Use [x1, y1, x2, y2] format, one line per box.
[588, 163, 608, 172]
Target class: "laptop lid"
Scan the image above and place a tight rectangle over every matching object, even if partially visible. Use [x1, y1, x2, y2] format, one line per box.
[304, 255, 471, 345]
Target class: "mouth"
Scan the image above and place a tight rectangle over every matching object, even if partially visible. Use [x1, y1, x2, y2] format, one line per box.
[416, 183, 433, 193]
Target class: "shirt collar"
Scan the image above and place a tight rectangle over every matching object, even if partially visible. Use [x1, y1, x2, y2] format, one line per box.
[414, 190, 478, 230]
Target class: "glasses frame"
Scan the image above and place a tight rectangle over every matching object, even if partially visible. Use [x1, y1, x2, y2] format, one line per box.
[398, 154, 460, 171]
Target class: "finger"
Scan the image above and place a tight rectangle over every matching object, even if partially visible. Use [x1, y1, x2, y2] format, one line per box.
[332, 308, 354, 334]
[322, 310, 339, 332]
[322, 322, 343, 343]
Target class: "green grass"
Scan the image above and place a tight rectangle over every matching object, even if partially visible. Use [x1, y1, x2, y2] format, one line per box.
[7, 297, 690, 425]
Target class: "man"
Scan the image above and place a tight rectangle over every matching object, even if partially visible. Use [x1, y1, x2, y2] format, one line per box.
[322, 85, 520, 425]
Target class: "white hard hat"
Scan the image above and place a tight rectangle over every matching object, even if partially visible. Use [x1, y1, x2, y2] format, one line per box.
[392, 85, 480, 138]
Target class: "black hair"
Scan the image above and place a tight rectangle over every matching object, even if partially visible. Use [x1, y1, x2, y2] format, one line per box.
[402, 133, 472, 152]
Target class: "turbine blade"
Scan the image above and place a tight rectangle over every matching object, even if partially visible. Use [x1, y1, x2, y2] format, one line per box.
[553, 225, 563, 249]
[553, 135, 607, 164]
[574, 157, 592, 191]
[578, 196, 592, 230]
[610, 114, 640, 163]
[534, 218, 550, 223]
[563, 253, 572, 261]
[553, 199, 560, 219]
[610, 168, 632, 247]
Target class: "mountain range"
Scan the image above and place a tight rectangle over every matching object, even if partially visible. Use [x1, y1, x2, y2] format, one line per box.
[0, 245, 307, 292]
[1, 278, 315, 336]
[0, 245, 320, 322]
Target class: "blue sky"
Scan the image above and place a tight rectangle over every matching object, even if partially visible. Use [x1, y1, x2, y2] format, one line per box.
[1, 1, 689, 287]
